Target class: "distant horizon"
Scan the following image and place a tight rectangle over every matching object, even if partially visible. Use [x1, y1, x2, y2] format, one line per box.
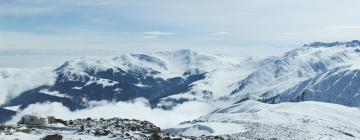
[1, 39, 360, 68]
[2, 0, 360, 56]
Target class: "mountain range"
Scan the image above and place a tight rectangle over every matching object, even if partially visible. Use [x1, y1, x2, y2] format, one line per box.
[1, 40, 360, 139]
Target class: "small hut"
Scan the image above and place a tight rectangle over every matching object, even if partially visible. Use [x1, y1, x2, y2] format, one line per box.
[18, 115, 48, 126]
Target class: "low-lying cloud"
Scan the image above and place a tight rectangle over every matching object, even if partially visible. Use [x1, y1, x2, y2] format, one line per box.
[8, 99, 214, 128]
[0, 67, 56, 105]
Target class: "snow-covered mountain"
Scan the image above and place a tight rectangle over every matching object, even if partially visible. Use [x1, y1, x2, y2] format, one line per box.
[228, 40, 360, 104]
[2, 40, 360, 128]
[1, 40, 360, 140]
[274, 66, 360, 106]
[0, 49, 242, 113]
[158, 40, 360, 109]
[167, 100, 360, 139]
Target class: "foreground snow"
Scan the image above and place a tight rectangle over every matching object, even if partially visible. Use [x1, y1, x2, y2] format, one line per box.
[167, 100, 360, 139]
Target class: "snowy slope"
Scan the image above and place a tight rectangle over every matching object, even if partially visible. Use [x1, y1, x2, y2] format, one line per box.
[1, 49, 244, 113]
[53, 49, 242, 108]
[156, 53, 249, 108]
[228, 41, 360, 104]
[167, 100, 360, 139]
[2, 41, 360, 139]
[274, 66, 360, 106]
[56, 49, 240, 80]
[2, 40, 360, 122]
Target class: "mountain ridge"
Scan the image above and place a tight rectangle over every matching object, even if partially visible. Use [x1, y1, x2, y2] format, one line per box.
[305, 40, 360, 48]
[1, 40, 360, 125]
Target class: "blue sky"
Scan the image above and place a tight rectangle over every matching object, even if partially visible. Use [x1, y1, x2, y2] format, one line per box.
[1, 0, 360, 56]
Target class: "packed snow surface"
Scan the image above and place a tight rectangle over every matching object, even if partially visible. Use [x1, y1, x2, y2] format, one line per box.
[168, 100, 360, 139]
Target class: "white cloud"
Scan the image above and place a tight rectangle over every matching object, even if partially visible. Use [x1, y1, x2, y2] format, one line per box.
[143, 31, 175, 36]
[2, 0, 360, 52]
[214, 32, 229, 35]
[0, 67, 56, 105]
[0, 4, 54, 16]
[0, 31, 291, 60]
[143, 35, 159, 39]
[326, 26, 360, 30]
[8, 99, 215, 128]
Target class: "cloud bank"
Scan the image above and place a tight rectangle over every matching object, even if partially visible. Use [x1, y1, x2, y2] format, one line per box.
[0, 67, 56, 105]
[8, 99, 214, 128]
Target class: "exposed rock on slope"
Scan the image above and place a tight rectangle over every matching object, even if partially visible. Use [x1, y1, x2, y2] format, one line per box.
[3, 50, 236, 112]
[1, 117, 187, 140]
[0, 108, 16, 123]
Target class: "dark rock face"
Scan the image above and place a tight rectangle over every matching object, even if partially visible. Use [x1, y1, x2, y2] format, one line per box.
[65, 117, 226, 139]
[2, 65, 206, 112]
[0, 124, 16, 135]
[66, 117, 173, 139]
[0, 108, 16, 123]
[306, 40, 360, 48]
[0, 117, 224, 139]
[42, 134, 63, 140]
[2, 86, 83, 111]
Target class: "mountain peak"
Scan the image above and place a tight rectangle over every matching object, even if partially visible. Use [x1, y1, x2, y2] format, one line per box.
[156, 49, 196, 56]
[305, 40, 360, 48]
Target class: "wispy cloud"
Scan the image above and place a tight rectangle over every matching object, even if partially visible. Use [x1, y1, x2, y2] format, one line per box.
[214, 31, 229, 35]
[326, 26, 360, 30]
[0, 67, 56, 105]
[143, 35, 159, 39]
[143, 31, 176, 36]
[2, 0, 360, 54]
[0, 3, 55, 16]
[142, 31, 175, 39]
